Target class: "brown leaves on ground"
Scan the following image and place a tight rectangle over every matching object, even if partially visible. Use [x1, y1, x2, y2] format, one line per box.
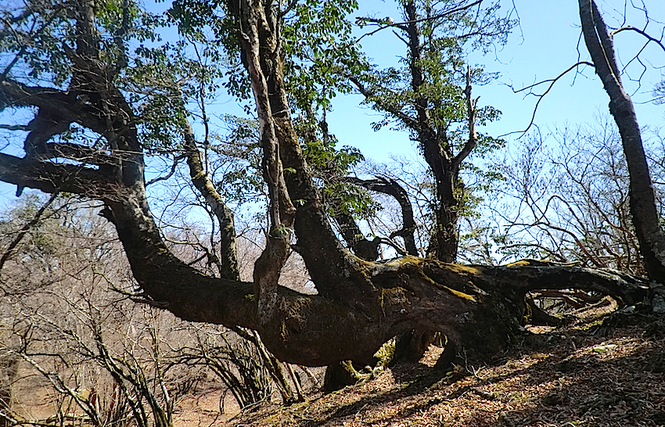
[229, 310, 665, 427]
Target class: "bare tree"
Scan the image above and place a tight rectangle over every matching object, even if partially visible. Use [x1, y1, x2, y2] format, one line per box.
[494, 120, 660, 273]
[0, 195, 304, 425]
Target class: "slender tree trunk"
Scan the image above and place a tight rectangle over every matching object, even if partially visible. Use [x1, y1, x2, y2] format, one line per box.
[0, 353, 18, 427]
[403, 0, 460, 263]
[183, 123, 240, 280]
[579, 0, 665, 284]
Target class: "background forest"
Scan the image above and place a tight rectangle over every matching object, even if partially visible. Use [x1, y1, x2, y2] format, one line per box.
[0, 0, 664, 425]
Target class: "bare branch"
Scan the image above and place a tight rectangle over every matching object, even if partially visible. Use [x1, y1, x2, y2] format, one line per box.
[347, 75, 419, 132]
[0, 192, 59, 272]
[33, 142, 119, 166]
[345, 176, 418, 256]
[452, 66, 479, 170]
[183, 121, 240, 280]
[0, 152, 117, 198]
[355, 0, 483, 42]
[0, 78, 106, 132]
[279, 0, 299, 17]
[145, 155, 184, 187]
[0, 124, 30, 131]
[612, 25, 665, 54]
[506, 61, 594, 136]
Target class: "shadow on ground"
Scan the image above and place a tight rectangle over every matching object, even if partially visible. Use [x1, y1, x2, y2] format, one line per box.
[231, 314, 665, 427]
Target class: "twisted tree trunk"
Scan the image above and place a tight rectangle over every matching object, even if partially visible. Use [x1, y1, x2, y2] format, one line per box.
[0, 0, 657, 384]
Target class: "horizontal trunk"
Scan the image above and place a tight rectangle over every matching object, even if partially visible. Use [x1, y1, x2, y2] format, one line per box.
[103, 192, 652, 366]
[0, 152, 651, 367]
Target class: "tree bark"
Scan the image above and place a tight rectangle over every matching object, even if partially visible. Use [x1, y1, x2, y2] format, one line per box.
[0, 0, 658, 376]
[578, 0, 665, 283]
[183, 122, 240, 280]
[346, 177, 419, 257]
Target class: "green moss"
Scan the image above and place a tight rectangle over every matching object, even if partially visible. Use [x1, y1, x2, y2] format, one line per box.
[381, 287, 410, 305]
[373, 337, 396, 367]
[445, 263, 482, 275]
[442, 285, 477, 302]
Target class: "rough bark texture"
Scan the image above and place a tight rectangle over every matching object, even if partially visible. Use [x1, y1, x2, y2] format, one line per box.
[183, 123, 240, 280]
[0, 0, 659, 377]
[331, 206, 380, 261]
[579, 0, 665, 284]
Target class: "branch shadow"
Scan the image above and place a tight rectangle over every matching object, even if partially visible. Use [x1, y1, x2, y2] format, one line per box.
[294, 316, 665, 427]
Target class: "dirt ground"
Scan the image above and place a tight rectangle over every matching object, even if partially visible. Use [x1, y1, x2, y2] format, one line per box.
[7, 305, 665, 426]
[8, 369, 243, 426]
[228, 308, 665, 427]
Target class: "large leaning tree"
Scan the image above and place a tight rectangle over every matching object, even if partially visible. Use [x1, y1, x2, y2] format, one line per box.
[0, 0, 660, 380]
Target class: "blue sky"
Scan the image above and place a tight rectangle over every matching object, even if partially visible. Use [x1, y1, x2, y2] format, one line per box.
[1, 0, 664, 205]
[326, 0, 665, 163]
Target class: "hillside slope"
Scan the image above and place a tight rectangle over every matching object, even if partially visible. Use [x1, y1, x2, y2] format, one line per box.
[229, 310, 665, 427]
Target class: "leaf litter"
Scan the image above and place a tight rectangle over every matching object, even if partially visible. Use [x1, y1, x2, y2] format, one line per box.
[229, 304, 665, 427]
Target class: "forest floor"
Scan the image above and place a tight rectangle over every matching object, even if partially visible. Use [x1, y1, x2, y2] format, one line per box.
[227, 303, 665, 427]
[8, 302, 665, 426]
